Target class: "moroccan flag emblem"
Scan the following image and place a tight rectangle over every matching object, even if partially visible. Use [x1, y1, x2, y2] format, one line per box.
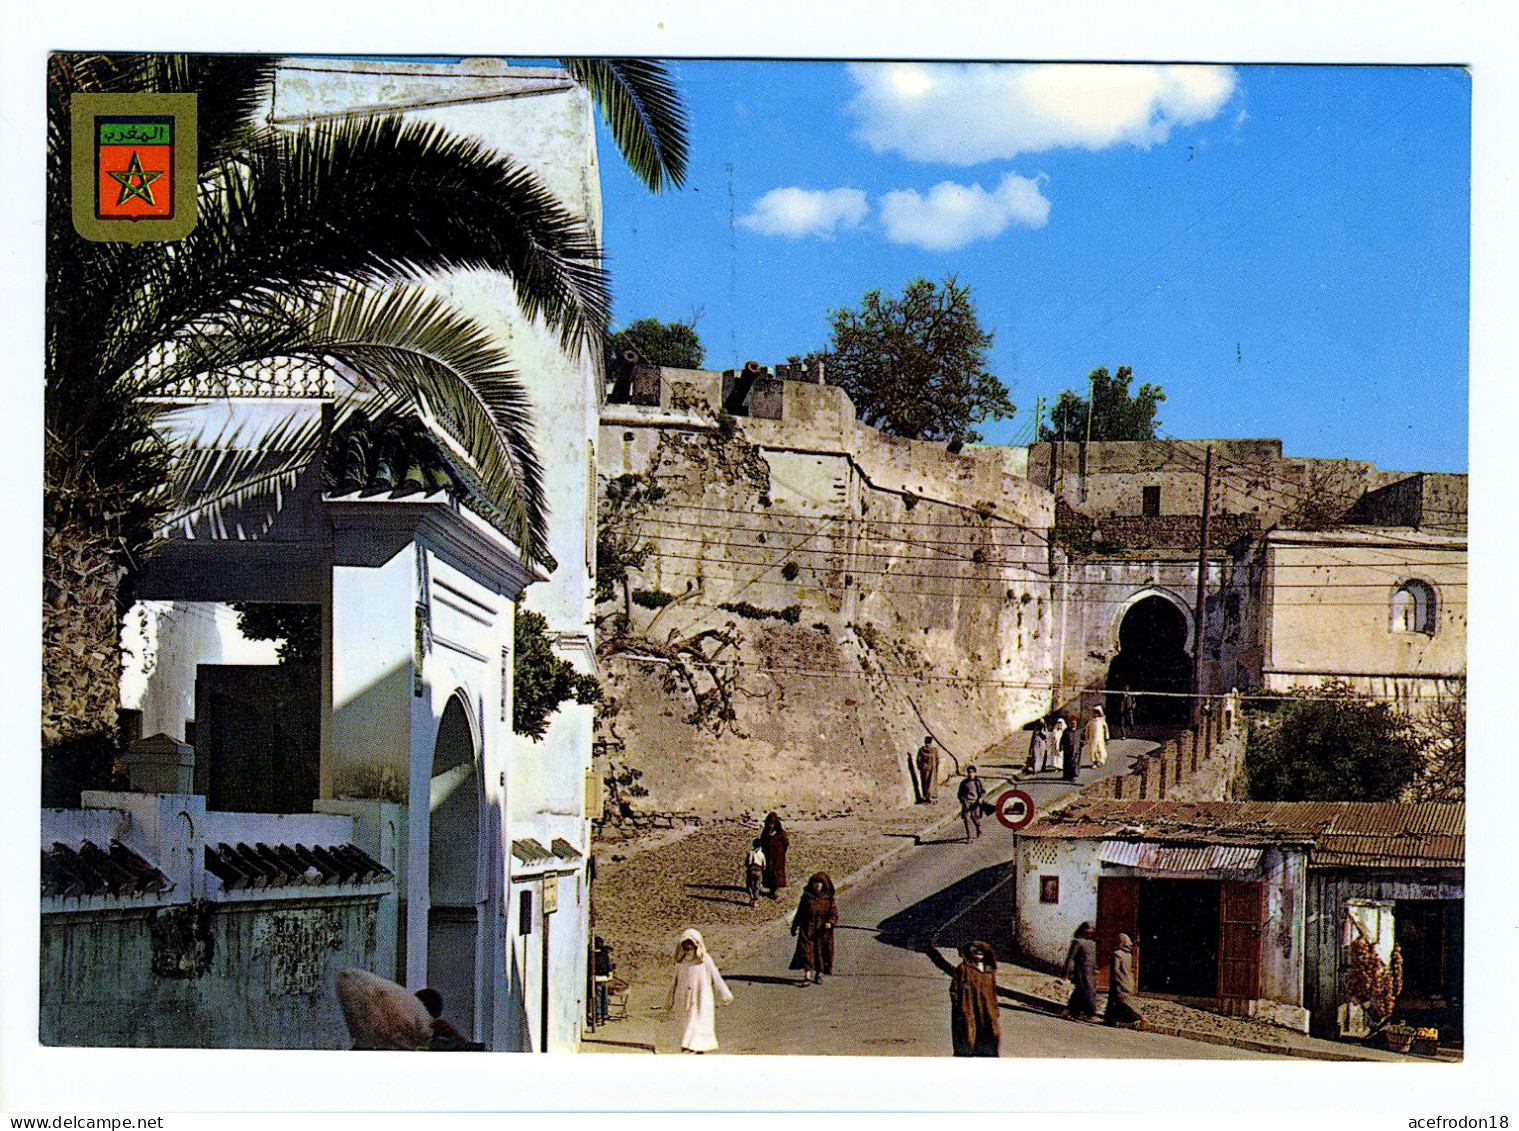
[71, 91, 197, 243]
[96, 117, 175, 219]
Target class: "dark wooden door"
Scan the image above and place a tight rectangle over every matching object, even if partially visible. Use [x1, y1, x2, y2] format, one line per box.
[196, 663, 320, 813]
[1096, 875, 1140, 991]
[1218, 880, 1264, 1008]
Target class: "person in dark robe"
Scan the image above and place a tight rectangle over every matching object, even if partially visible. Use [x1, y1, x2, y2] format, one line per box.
[1103, 932, 1148, 1028]
[1119, 685, 1137, 738]
[915, 737, 940, 802]
[957, 766, 987, 841]
[789, 872, 838, 984]
[1060, 715, 1079, 781]
[1062, 922, 1099, 1021]
[759, 812, 789, 897]
[950, 940, 1002, 1056]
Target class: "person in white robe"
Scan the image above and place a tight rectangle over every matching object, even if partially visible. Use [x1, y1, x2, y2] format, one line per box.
[1084, 707, 1109, 768]
[1047, 717, 1068, 773]
[664, 928, 733, 1053]
[1026, 721, 1048, 775]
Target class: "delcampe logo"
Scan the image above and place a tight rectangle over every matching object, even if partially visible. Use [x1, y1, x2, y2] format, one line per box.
[71, 92, 197, 242]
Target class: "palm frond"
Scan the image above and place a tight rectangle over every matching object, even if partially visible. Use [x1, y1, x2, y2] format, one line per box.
[114, 54, 276, 164]
[147, 285, 548, 561]
[157, 408, 325, 542]
[560, 58, 689, 193]
[94, 116, 608, 383]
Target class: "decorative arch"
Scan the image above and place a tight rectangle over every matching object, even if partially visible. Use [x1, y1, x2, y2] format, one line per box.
[1106, 589, 1196, 729]
[1390, 578, 1438, 635]
[1111, 587, 1195, 657]
[427, 690, 487, 1041]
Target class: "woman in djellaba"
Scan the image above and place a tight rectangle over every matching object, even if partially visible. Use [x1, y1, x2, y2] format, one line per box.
[949, 940, 1002, 1056]
[789, 872, 838, 984]
[1103, 932, 1149, 1029]
[1062, 922, 1100, 1021]
[664, 928, 733, 1053]
[759, 811, 790, 897]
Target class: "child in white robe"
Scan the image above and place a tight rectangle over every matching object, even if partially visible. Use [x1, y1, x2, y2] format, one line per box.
[664, 928, 733, 1052]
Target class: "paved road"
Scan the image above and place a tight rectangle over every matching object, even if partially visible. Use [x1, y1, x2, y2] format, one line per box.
[703, 738, 1268, 1058]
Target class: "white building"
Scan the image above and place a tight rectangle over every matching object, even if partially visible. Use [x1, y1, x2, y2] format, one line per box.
[104, 58, 603, 1051]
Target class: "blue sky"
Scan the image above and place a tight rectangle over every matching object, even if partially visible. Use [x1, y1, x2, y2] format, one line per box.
[594, 62, 1469, 473]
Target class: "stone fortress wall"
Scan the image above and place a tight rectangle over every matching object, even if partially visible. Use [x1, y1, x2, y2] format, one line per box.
[599, 366, 1056, 816]
[597, 365, 1466, 816]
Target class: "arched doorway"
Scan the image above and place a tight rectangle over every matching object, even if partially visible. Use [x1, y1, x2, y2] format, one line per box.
[427, 694, 482, 1040]
[1107, 594, 1193, 729]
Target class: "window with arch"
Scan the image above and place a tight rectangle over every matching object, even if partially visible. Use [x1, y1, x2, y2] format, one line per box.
[1390, 580, 1437, 635]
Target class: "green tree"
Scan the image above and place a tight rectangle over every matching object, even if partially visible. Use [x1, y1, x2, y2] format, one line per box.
[514, 608, 601, 741]
[612, 317, 704, 369]
[44, 53, 687, 786]
[816, 276, 1013, 443]
[1245, 683, 1424, 801]
[1039, 366, 1165, 442]
[229, 604, 322, 666]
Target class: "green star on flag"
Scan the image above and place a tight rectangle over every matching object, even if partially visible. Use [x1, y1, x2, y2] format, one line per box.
[107, 151, 163, 206]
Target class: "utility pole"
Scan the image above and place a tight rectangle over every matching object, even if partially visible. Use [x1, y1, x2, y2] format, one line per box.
[1032, 395, 1044, 441]
[1083, 373, 1096, 447]
[1080, 375, 1096, 502]
[1191, 445, 1213, 725]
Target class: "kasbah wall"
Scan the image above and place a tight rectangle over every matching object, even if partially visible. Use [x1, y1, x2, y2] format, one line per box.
[596, 366, 1466, 818]
[598, 367, 1055, 816]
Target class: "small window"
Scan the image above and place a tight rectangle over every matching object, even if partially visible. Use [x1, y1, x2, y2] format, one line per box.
[1142, 486, 1161, 516]
[1391, 580, 1437, 635]
[1039, 875, 1060, 904]
[519, 889, 533, 935]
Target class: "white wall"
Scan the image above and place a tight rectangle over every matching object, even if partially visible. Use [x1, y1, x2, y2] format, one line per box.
[1012, 836, 1103, 968]
[120, 601, 281, 742]
[271, 57, 607, 1050]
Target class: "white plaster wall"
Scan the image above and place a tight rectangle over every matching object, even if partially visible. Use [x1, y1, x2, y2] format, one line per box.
[1260, 847, 1307, 1007]
[1263, 534, 1466, 705]
[1013, 837, 1103, 968]
[328, 545, 415, 803]
[414, 548, 517, 1045]
[120, 601, 281, 742]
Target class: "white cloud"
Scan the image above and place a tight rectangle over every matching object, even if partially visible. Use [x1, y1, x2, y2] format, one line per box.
[738, 186, 868, 239]
[879, 173, 1051, 251]
[849, 62, 1237, 164]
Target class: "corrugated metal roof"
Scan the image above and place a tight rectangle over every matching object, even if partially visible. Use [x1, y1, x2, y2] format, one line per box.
[1098, 841, 1262, 873]
[1025, 799, 1463, 869]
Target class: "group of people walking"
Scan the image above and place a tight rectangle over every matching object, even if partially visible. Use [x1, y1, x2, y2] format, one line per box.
[744, 811, 791, 907]
[666, 813, 838, 1052]
[1026, 708, 1108, 781]
[1061, 922, 1148, 1029]
[660, 807, 1147, 1057]
[675, 813, 1142, 1057]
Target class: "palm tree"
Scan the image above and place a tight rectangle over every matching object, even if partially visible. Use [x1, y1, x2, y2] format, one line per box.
[43, 53, 687, 794]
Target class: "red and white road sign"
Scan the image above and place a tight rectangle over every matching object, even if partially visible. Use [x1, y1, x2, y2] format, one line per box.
[995, 789, 1036, 830]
